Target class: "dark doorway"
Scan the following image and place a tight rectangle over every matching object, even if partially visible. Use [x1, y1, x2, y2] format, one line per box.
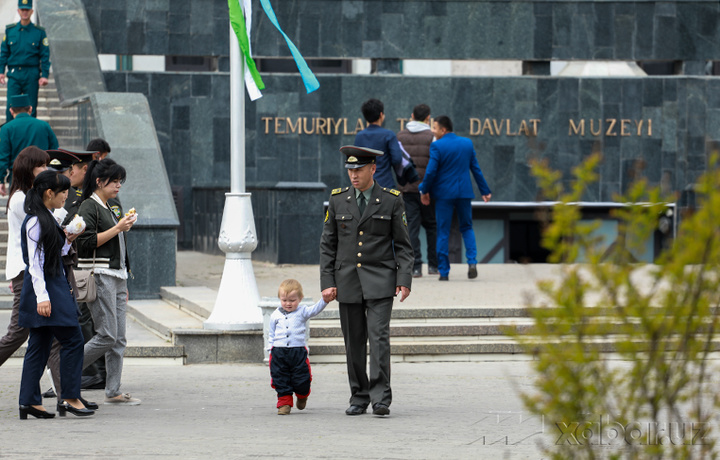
[509, 220, 550, 263]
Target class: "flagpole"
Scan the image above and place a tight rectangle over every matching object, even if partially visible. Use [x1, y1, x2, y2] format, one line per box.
[204, 23, 262, 330]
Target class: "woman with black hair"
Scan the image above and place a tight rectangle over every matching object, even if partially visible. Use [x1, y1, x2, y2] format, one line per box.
[18, 170, 94, 419]
[76, 159, 140, 405]
[0, 147, 48, 367]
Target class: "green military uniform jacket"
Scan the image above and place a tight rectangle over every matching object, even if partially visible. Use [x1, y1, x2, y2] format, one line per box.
[0, 112, 58, 177]
[320, 182, 414, 304]
[0, 21, 50, 77]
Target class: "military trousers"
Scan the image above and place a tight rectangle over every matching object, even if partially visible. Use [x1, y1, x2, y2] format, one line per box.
[339, 296, 393, 408]
[5, 66, 40, 122]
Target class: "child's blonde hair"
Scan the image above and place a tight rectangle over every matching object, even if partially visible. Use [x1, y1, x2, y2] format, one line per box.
[278, 279, 303, 299]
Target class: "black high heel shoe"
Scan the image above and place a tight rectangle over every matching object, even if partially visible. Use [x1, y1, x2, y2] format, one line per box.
[19, 405, 56, 419]
[56, 401, 95, 417]
[79, 396, 99, 410]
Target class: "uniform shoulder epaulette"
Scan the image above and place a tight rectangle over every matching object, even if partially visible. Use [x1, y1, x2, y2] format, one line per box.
[331, 187, 348, 195]
[383, 188, 401, 196]
[35, 25, 45, 31]
[6, 23, 17, 29]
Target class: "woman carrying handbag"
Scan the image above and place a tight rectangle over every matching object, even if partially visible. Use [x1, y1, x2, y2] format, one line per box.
[76, 159, 140, 405]
[18, 170, 94, 419]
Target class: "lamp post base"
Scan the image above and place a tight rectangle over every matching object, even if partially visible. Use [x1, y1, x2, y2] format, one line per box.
[203, 193, 262, 330]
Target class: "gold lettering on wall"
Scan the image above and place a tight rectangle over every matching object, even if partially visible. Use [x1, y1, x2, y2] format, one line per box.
[568, 119, 653, 137]
[286, 118, 301, 134]
[569, 119, 585, 136]
[260, 116, 651, 138]
[469, 118, 540, 137]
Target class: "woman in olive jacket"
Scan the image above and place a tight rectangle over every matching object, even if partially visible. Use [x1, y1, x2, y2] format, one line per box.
[76, 159, 141, 405]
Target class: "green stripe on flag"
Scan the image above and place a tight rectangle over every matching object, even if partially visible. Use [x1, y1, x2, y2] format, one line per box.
[228, 0, 265, 90]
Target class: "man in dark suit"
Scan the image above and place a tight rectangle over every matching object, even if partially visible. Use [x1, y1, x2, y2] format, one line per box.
[320, 146, 414, 417]
[419, 115, 492, 281]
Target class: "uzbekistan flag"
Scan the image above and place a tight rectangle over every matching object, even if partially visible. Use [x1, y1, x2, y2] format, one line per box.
[228, 0, 320, 101]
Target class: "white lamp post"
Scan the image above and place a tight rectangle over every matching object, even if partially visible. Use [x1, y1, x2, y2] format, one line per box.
[203, 24, 262, 330]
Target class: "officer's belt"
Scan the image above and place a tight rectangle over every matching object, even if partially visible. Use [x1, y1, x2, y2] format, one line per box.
[8, 65, 39, 71]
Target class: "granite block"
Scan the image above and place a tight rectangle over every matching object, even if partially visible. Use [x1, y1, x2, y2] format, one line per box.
[532, 12, 552, 58]
[127, 72, 150, 95]
[643, 79, 663, 108]
[213, 24, 230, 56]
[145, 31, 169, 55]
[127, 22, 145, 54]
[212, 116, 231, 165]
[570, 13, 593, 59]
[654, 16, 678, 59]
[190, 1, 213, 36]
[593, 3, 614, 48]
[191, 34, 214, 56]
[146, 10, 168, 32]
[614, 15, 634, 60]
[125, 0, 145, 22]
[103, 72, 127, 92]
[551, 3, 573, 49]
[192, 74, 212, 97]
[100, 8, 127, 33]
[101, 31, 128, 56]
[100, 0, 125, 11]
[635, 4, 655, 57]
[558, 79, 579, 113]
[621, 80, 643, 119]
[169, 32, 192, 56]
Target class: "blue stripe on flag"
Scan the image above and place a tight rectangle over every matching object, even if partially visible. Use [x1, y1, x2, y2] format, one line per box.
[259, 0, 320, 94]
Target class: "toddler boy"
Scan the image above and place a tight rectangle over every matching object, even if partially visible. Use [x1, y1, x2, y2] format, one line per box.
[268, 279, 334, 415]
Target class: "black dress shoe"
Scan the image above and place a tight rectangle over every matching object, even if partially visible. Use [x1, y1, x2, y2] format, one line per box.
[372, 403, 390, 416]
[345, 405, 367, 416]
[468, 264, 478, 279]
[19, 405, 55, 419]
[79, 396, 99, 410]
[439, 276, 449, 281]
[42, 388, 56, 398]
[57, 401, 95, 417]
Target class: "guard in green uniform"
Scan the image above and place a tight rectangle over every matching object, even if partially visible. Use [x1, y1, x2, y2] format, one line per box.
[0, 94, 57, 193]
[319, 146, 414, 417]
[0, 0, 51, 122]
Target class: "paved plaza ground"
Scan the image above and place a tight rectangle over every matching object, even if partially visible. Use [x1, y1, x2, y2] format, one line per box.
[0, 360, 548, 459]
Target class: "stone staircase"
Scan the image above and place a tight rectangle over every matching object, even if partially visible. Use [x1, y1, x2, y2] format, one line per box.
[0, 74, 76, 148]
[125, 286, 533, 364]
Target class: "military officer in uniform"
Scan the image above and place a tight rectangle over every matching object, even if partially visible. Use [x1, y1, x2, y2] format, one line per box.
[0, 0, 51, 122]
[320, 146, 414, 417]
[0, 94, 57, 194]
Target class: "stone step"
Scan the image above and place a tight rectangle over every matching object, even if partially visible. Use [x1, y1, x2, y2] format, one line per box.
[0, 309, 185, 363]
[309, 317, 535, 338]
[159, 286, 214, 319]
[127, 299, 204, 341]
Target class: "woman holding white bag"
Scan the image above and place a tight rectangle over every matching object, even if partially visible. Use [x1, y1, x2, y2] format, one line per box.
[76, 158, 140, 405]
[17, 170, 94, 419]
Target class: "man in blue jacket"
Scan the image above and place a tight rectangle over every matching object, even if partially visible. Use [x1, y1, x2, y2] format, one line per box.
[418, 116, 492, 280]
[354, 99, 409, 189]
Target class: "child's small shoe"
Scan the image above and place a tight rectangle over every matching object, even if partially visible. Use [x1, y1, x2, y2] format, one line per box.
[297, 397, 308, 410]
[278, 405, 291, 415]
